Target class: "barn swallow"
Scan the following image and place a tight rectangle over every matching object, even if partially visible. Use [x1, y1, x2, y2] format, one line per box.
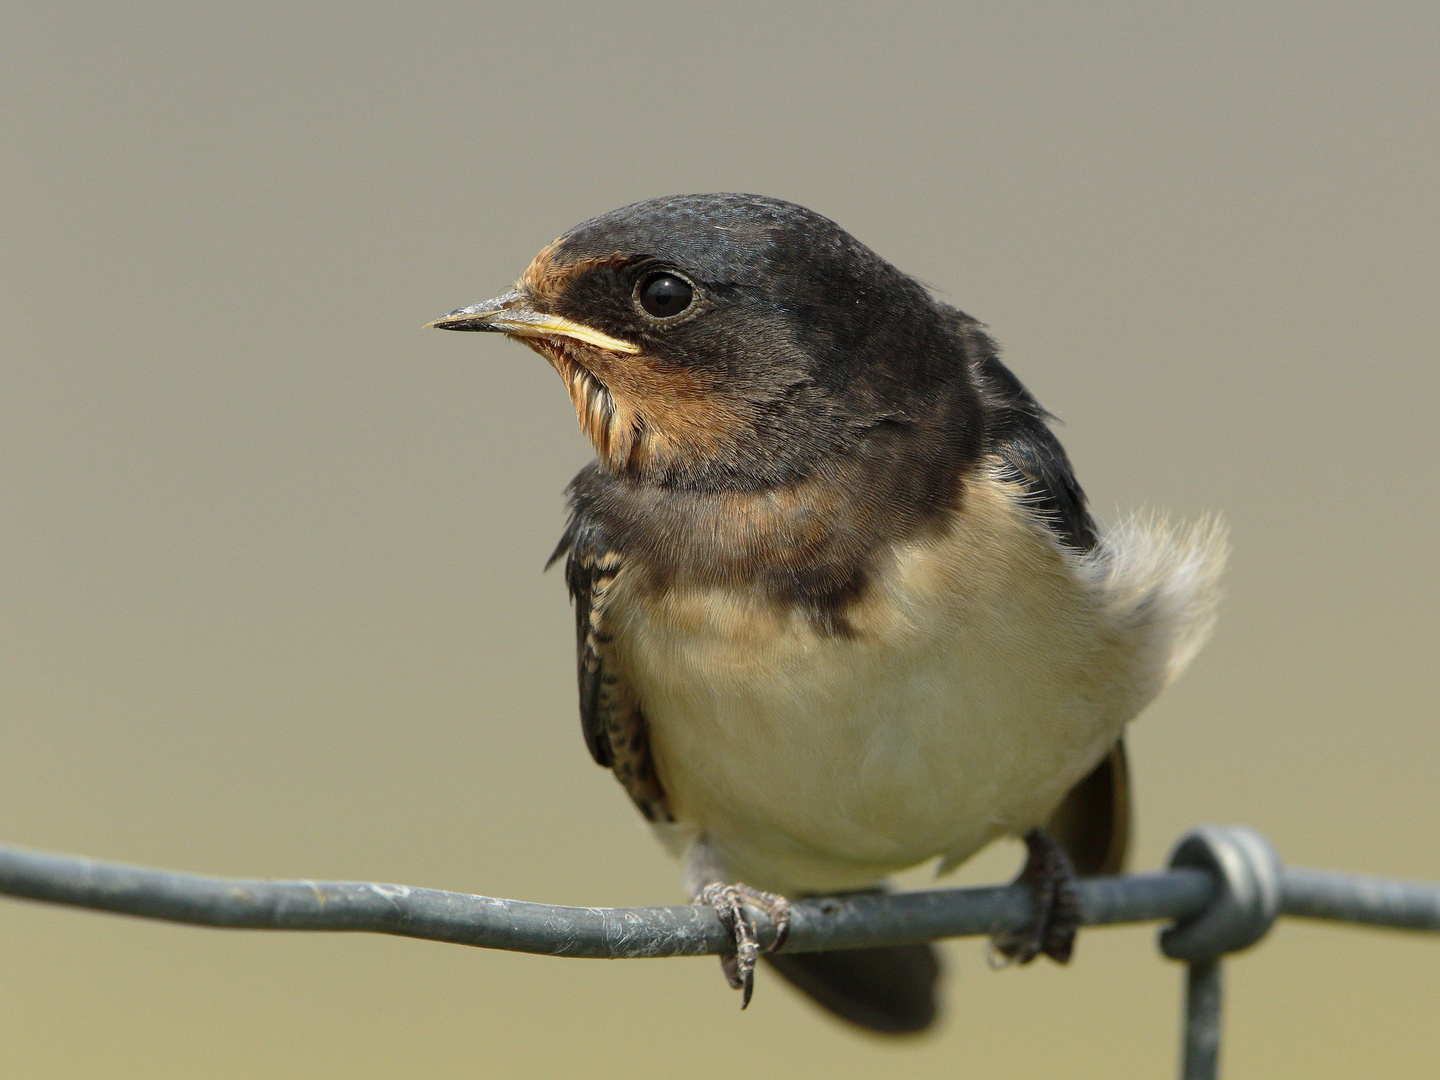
[432, 194, 1227, 1033]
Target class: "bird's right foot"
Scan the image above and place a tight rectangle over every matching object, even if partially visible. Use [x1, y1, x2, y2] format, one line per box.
[697, 882, 792, 1008]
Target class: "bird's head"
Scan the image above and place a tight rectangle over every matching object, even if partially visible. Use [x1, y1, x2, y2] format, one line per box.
[432, 194, 981, 490]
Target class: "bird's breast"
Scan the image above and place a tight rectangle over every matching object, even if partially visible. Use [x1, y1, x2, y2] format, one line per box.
[608, 473, 1142, 895]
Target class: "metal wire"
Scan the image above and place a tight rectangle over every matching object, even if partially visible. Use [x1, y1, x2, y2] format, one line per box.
[3, 833, 1438, 1080]
[0, 845, 1218, 956]
[1281, 867, 1440, 931]
[1182, 959, 1223, 1080]
[2, 843, 1438, 954]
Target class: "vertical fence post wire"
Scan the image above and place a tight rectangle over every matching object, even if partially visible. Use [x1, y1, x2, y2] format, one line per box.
[1181, 958, 1223, 1080]
[1159, 827, 1283, 1080]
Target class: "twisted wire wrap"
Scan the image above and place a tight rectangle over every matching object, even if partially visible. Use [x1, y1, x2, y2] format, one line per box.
[1161, 825, 1283, 962]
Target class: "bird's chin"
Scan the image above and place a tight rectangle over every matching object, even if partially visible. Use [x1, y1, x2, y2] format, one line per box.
[522, 336, 642, 475]
[515, 334, 743, 483]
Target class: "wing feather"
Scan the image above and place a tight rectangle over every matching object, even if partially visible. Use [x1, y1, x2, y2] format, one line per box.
[551, 517, 671, 823]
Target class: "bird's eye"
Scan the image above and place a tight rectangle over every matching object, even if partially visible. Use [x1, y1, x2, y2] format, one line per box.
[637, 273, 694, 319]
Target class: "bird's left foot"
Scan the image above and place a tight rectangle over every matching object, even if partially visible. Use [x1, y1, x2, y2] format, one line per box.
[697, 882, 792, 1008]
[990, 828, 1080, 966]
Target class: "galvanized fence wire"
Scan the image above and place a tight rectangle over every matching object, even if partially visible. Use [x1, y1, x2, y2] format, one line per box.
[3, 826, 1439, 1079]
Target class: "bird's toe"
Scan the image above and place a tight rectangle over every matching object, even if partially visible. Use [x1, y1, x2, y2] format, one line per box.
[989, 827, 1080, 966]
[697, 882, 792, 1008]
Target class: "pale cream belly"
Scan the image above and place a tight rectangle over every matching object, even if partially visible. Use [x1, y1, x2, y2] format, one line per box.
[611, 480, 1148, 895]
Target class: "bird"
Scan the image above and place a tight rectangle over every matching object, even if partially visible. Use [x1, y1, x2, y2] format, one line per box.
[431, 193, 1227, 1034]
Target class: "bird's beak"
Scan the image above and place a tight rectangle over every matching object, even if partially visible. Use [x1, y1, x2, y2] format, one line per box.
[427, 289, 640, 354]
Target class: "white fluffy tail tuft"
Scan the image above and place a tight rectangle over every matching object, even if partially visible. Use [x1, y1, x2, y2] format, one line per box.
[1082, 513, 1230, 707]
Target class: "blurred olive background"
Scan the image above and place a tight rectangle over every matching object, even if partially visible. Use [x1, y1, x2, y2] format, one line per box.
[2, 3, 1436, 1077]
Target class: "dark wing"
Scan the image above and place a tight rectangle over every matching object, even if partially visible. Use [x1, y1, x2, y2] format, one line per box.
[549, 515, 671, 823]
[969, 342, 1100, 553]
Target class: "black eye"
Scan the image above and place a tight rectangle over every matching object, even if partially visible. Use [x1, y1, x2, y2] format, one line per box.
[637, 273, 694, 319]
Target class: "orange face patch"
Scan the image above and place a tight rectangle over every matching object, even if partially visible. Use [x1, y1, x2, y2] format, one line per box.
[522, 335, 753, 477]
[511, 242, 754, 477]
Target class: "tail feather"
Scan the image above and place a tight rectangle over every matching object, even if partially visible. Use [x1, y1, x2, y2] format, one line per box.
[764, 942, 941, 1034]
[1045, 739, 1131, 877]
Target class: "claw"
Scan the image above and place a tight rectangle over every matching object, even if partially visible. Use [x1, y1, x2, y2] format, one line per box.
[990, 828, 1080, 966]
[697, 882, 792, 1008]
